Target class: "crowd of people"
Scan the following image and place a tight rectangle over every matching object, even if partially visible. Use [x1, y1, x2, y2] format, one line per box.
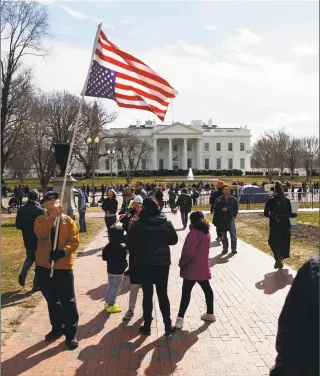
[11, 178, 319, 375]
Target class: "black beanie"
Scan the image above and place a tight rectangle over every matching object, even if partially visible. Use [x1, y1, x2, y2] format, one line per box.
[142, 198, 158, 216]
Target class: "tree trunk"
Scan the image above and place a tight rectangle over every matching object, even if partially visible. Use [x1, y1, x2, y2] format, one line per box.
[125, 174, 132, 184]
[290, 168, 294, 180]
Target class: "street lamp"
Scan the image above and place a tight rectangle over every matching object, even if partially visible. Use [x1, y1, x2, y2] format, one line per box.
[87, 136, 100, 207]
[107, 149, 116, 187]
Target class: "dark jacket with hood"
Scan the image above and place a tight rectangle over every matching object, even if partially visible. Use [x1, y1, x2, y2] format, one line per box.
[270, 255, 319, 376]
[214, 195, 238, 231]
[176, 192, 192, 213]
[210, 189, 223, 206]
[16, 201, 44, 249]
[127, 212, 178, 266]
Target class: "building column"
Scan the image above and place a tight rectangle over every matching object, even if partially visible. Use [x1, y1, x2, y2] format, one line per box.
[197, 138, 202, 169]
[183, 138, 187, 170]
[168, 138, 173, 170]
[153, 139, 157, 170]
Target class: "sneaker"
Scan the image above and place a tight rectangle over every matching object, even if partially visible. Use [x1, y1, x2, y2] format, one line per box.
[106, 304, 122, 314]
[104, 302, 108, 311]
[18, 274, 26, 287]
[175, 317, 184, 329]
[139, 325, 151, 336]
[123, 309, 134, 320]
[65, 337, 79, 350]
[231, 250, 237, 255]
[201, 313, 216, 322]
[222, 250, 228, 255]
[45, 329, 63, 341]
[165, 326, 176, 337]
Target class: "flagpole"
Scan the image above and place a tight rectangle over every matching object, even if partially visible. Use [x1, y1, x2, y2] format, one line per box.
[171, 98, 174, 124]
[50, 23, 103, 278]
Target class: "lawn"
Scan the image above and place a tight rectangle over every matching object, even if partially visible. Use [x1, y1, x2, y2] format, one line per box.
[3, 174, 316, 191]
[1, 216, 106, 297]
[206, 212, 319, 270]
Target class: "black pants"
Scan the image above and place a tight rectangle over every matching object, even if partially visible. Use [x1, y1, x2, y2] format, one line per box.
[36, 266, 79, 340]
[169, 199, 175, 211]
[140, 265, 171, 328]
[178, 279, 214, 318]
[181, 211, 189, 228]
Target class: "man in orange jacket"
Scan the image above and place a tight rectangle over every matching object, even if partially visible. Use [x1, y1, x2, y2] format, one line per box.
[34, 191, 80, 349]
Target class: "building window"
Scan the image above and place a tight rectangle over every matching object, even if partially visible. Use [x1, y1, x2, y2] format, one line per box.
[129, 159, 134, 169]
[216, 158, 221, 170]
[216, 143, 221, 152]
[117, 159, 122, 170]
[204, 143, 209, 152]
[141, 159, 147, 170]
[240, 142, 245, 151]
[240, 158, 245, 169]
[228, 158, 233, 169]
[205, 158, 209, 169]
[173, 144, 178, 152]
[228, 143, 233, 151]
[105, 159, 110, 170]
[187, 158, 192, 168]
[159, 158, 164, 170]
[187, 143, 192, 152]
[159, 145, 163, 152]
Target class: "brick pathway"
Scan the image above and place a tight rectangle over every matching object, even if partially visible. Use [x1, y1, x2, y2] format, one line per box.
[1, 210, 296, 376]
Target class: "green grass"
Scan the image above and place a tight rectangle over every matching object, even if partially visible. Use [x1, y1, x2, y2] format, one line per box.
[3, 175, 316, 190]
[1, 217, 105, 296]
[296, 212, 320, 227]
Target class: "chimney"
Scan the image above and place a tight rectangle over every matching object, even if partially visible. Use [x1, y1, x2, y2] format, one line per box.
[152, 119, 157, 127]
[208, 119, 213, 127]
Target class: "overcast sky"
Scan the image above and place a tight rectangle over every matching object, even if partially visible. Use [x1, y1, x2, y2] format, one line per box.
[10, 1, 320, 140]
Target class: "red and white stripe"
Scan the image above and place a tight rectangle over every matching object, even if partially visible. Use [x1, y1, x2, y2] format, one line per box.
[93, 30, 177, 121]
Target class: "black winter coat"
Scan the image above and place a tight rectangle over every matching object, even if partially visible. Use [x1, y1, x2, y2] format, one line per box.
[214, 195, 238, 231]
[102, 197, 118, 215]
[176, 193, 192, 213]
[126, 213, 178, 266]
[16, 201, 44, 249]
[270, 255, 319, 376]
[102, 243, 128, 275]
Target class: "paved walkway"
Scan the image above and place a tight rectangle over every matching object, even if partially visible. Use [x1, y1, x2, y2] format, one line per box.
[1, 211, 296, 376]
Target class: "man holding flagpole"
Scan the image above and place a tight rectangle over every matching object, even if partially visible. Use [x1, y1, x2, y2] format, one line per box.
[34, 192, 80, 349]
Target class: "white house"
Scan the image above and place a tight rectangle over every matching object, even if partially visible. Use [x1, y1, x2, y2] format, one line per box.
[97, 119, 252, 173]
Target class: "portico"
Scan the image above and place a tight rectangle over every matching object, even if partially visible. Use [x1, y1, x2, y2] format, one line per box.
[152, 123, 203, 170]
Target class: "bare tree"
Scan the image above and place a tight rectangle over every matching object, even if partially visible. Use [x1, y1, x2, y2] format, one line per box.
[73, 101, 117, 176]
[285, 137, 302, 179]
[251, 131, 278, 182]
[106, 131, 153, 184]
[1, 0, 50, 178]
[274, 130, 290, 180]
[301, 136, 319, 183]
[7, 132, 33, 182]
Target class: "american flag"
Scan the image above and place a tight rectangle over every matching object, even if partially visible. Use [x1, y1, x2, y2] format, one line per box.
[84, 29, 178, 121]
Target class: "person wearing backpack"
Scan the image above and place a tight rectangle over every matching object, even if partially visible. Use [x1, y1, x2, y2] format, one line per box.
[264, 182, 297, 269]
[168, 187, 177, 212]
[175, 211, 215, 329]
[175, 188, 192, 229]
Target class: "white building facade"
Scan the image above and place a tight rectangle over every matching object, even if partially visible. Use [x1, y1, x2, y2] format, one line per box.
[98, 120, 251, 173]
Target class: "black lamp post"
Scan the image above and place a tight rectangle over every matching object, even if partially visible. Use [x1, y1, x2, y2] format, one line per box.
[107, 149, 116, 187]
[87, 136, 99, 207]
[55, 143, 70, 177]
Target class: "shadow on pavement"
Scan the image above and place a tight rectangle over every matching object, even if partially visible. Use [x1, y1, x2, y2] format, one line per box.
[209, 253, 234, 267]
[1, 289, 37, 308]
[255, 269, 294, 295]
[77, 247, 103, 258]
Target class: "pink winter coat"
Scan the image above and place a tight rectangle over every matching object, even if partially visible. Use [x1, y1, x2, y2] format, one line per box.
[179, 229, 211, 280]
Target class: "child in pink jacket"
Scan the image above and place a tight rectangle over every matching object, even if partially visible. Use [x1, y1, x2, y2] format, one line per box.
[175, 211, 216, 329]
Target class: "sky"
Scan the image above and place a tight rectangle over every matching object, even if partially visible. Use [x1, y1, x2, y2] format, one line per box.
[5, 1, 320, 140]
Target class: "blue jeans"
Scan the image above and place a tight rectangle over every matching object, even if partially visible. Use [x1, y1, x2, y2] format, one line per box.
[79, 212, 86, 232]
[21, 248, 37, 286]
[105, 272, 123, 306]
[220, 219, 237, 252]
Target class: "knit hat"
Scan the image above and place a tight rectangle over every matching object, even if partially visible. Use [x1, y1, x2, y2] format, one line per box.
[133, 195, 143, 204]
[142, 197, 158, 216]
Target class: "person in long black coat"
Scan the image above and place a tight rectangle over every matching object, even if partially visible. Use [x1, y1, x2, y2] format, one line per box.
[270, 255, 319, 376]
[264, 182, 297, 269]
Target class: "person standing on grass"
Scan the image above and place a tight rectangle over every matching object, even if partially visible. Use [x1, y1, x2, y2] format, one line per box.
[264, 182, 297, 270]
[175, 188, 192, 229]
[270, 255, 319, 376]
[127, 198, 178, 336]
[77, 190, 87, 233]
[211, 181, 224, 241]
[102, 189, 118, 234]
[175, 211, 215, 329]
[214, 185, 238, 255]
[102, 226, 128, 314]
[34, 191, 79, 349]
[16, 189, 44, 291]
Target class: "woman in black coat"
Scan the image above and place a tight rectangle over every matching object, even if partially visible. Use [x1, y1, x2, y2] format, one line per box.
[264, 182, 297, 269]
[127, 198, 178, 337]
[101, 189, 118, 233]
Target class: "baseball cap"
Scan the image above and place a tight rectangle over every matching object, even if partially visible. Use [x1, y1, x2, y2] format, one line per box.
[133, 195, 143, 204]
[43, 191, 59, 201]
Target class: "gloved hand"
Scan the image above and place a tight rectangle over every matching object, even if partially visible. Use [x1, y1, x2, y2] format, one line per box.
[49, 250, 66, 262]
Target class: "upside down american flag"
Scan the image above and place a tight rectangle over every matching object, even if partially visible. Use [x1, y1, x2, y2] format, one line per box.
[84, 27, 178, 121]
